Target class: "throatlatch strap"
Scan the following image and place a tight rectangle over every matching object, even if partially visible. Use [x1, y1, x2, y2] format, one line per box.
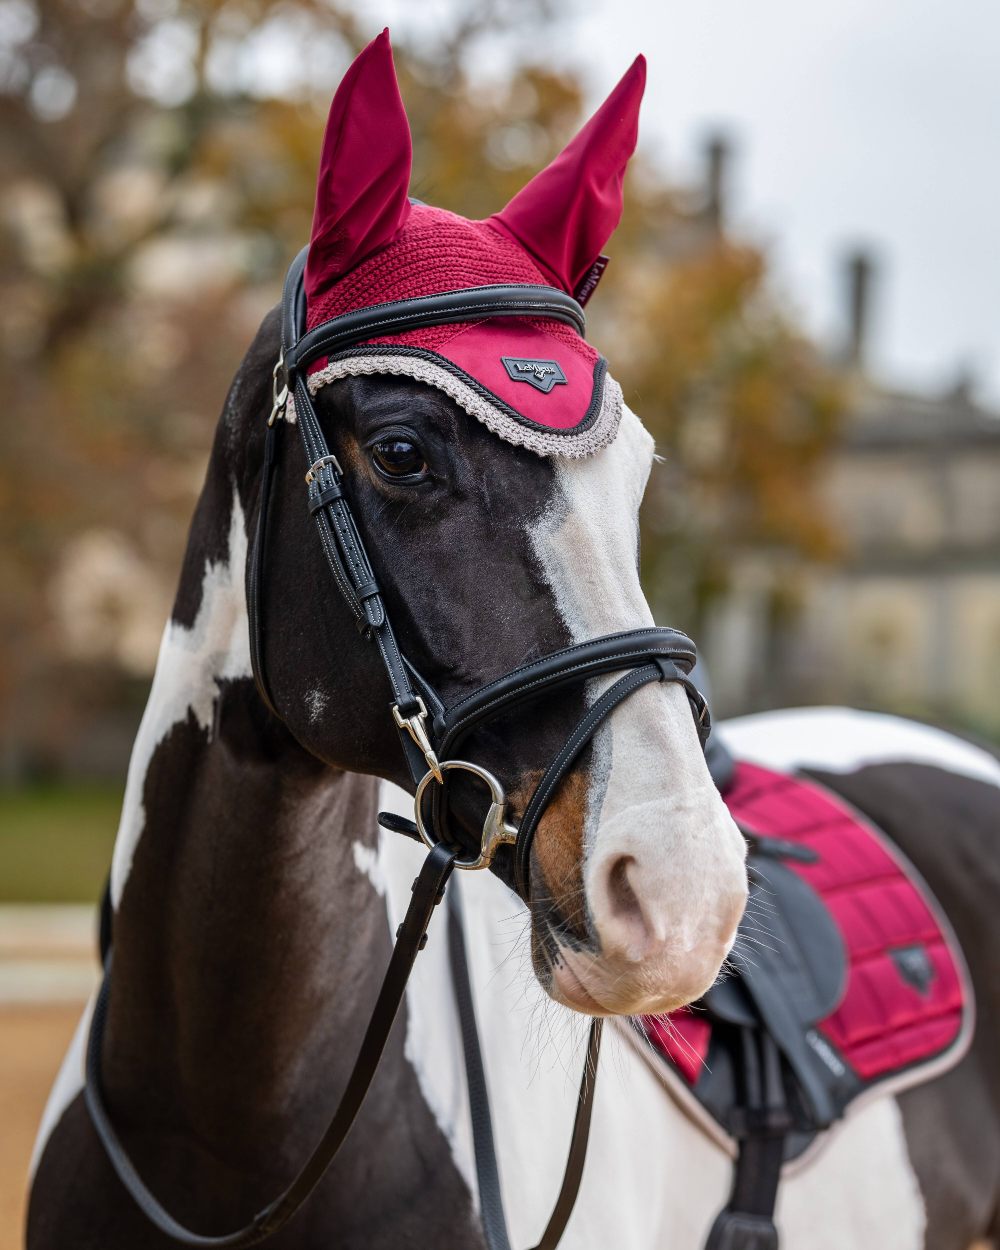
[447, 889, 602, 1250]
[85, 844, 457, 1248]
[247, 420, 280, 718]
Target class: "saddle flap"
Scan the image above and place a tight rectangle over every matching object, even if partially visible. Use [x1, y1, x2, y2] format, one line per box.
[705, 854, 847, 1031]
[702, 976, 757, 1029]
[741, 856, 847, 1026]
[704, 854, 852, 1129]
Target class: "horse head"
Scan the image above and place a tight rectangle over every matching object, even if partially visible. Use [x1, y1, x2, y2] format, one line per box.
[244, 30, 747, 1018]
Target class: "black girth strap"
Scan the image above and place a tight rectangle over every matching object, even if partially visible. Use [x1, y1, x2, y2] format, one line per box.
[704, 1031, 788, 1250]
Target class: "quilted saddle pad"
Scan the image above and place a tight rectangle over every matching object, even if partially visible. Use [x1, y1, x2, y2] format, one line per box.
[639, 761, 973, 1163]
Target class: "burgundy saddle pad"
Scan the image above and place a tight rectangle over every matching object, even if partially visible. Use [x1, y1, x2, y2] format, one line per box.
[640, 760, 973, 1156]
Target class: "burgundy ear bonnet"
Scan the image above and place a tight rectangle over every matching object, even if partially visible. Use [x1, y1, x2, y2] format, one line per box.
[300, 30, 645, 458]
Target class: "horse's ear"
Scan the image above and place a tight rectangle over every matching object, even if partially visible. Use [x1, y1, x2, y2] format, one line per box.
[304, 29, 412, 308]
[490, 55, 646, 297]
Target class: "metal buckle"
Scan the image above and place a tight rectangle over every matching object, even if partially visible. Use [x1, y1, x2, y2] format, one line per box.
[305, 454, 343, 484]
[392, 697, 442, 783]
[413, 760, 519, 871]
[268, 351, 289, 427]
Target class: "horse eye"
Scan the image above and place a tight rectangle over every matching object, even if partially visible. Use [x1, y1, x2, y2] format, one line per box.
[371, 438, 427, 481]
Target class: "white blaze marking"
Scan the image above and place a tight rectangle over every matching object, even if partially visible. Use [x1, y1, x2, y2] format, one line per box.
[528, 405, 713, 833]
[527, 405, 745, 989]
[530, 405, 654, 640]
[720, 706, 1000, 790]
[110, 491, 251, 907]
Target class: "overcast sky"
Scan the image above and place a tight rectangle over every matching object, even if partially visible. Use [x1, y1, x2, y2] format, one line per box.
[387, 0, 1000, 406]
[574, 0, 1000, 405]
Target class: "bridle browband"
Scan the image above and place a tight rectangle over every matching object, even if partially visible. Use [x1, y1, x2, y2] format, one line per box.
[84, 244, 710, 1248]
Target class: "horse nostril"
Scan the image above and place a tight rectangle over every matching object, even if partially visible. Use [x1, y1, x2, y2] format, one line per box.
[597, 853, 666, 961]
[607, 854, 637, 919]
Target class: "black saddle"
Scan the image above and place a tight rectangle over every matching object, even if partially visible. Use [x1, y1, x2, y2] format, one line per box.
[700, 845, 857, 1140]
[684, 675, 856, 1142]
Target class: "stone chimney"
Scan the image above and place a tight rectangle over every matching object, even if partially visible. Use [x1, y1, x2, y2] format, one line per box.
[703, 133, 730, 234]
[843, 249, 875, 370]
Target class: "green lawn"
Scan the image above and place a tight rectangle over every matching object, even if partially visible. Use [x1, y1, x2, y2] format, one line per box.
[0, 783, 122, 902]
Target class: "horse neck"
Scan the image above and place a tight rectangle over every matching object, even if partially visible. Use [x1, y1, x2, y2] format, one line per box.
[105, 474, 387, 1155]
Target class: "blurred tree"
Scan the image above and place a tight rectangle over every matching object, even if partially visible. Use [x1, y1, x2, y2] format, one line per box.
[0, 0, 841, 777]
[591, 231, 843, 633]
[0, 0, 577, 774]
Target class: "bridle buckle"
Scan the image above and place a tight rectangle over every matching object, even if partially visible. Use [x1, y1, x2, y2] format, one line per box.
[393, 697, 443, 784]
[268, 351, 289, 426]
[305, 454, 343, 484]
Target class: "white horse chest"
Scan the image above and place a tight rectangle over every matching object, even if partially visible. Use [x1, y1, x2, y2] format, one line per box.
[371, 781, 927, 1250]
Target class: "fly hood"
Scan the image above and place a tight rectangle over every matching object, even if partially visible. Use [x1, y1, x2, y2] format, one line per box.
[300, 30, 645, 458]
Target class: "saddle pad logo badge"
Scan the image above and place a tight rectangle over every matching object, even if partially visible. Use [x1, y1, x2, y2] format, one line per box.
[891, 944, 936, 996]
[501, 356, 568, 394]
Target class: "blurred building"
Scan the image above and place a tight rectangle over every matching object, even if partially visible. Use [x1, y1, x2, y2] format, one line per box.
[706, 250, 1000, 738]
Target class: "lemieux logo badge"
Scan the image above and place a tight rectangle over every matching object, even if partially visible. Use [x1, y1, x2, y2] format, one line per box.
[891, 944, 936, 996]
[501, 357, 568, 395]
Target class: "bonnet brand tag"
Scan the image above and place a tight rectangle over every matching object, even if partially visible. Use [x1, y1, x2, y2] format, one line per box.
[501, 357, 568, 394]
[573, 254, 610, 307]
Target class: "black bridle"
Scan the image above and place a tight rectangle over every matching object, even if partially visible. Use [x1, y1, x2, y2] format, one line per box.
[251, 246, 709, 890]
[84, 245, 709, 1248]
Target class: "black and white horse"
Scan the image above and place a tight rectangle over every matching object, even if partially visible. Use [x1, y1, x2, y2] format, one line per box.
[27, 32, 1000, 1250]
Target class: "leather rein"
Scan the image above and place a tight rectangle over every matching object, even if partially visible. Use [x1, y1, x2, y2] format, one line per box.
[84, 245, 710, 1247]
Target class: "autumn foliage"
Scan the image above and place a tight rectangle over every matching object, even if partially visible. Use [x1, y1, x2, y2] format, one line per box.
[0, 0, 842, 775]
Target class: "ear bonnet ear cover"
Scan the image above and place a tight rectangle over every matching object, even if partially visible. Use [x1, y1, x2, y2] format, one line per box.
[300, 30, 646, 458]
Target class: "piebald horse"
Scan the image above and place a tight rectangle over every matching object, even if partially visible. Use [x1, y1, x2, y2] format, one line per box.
[27, 31, 1000, 1250]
